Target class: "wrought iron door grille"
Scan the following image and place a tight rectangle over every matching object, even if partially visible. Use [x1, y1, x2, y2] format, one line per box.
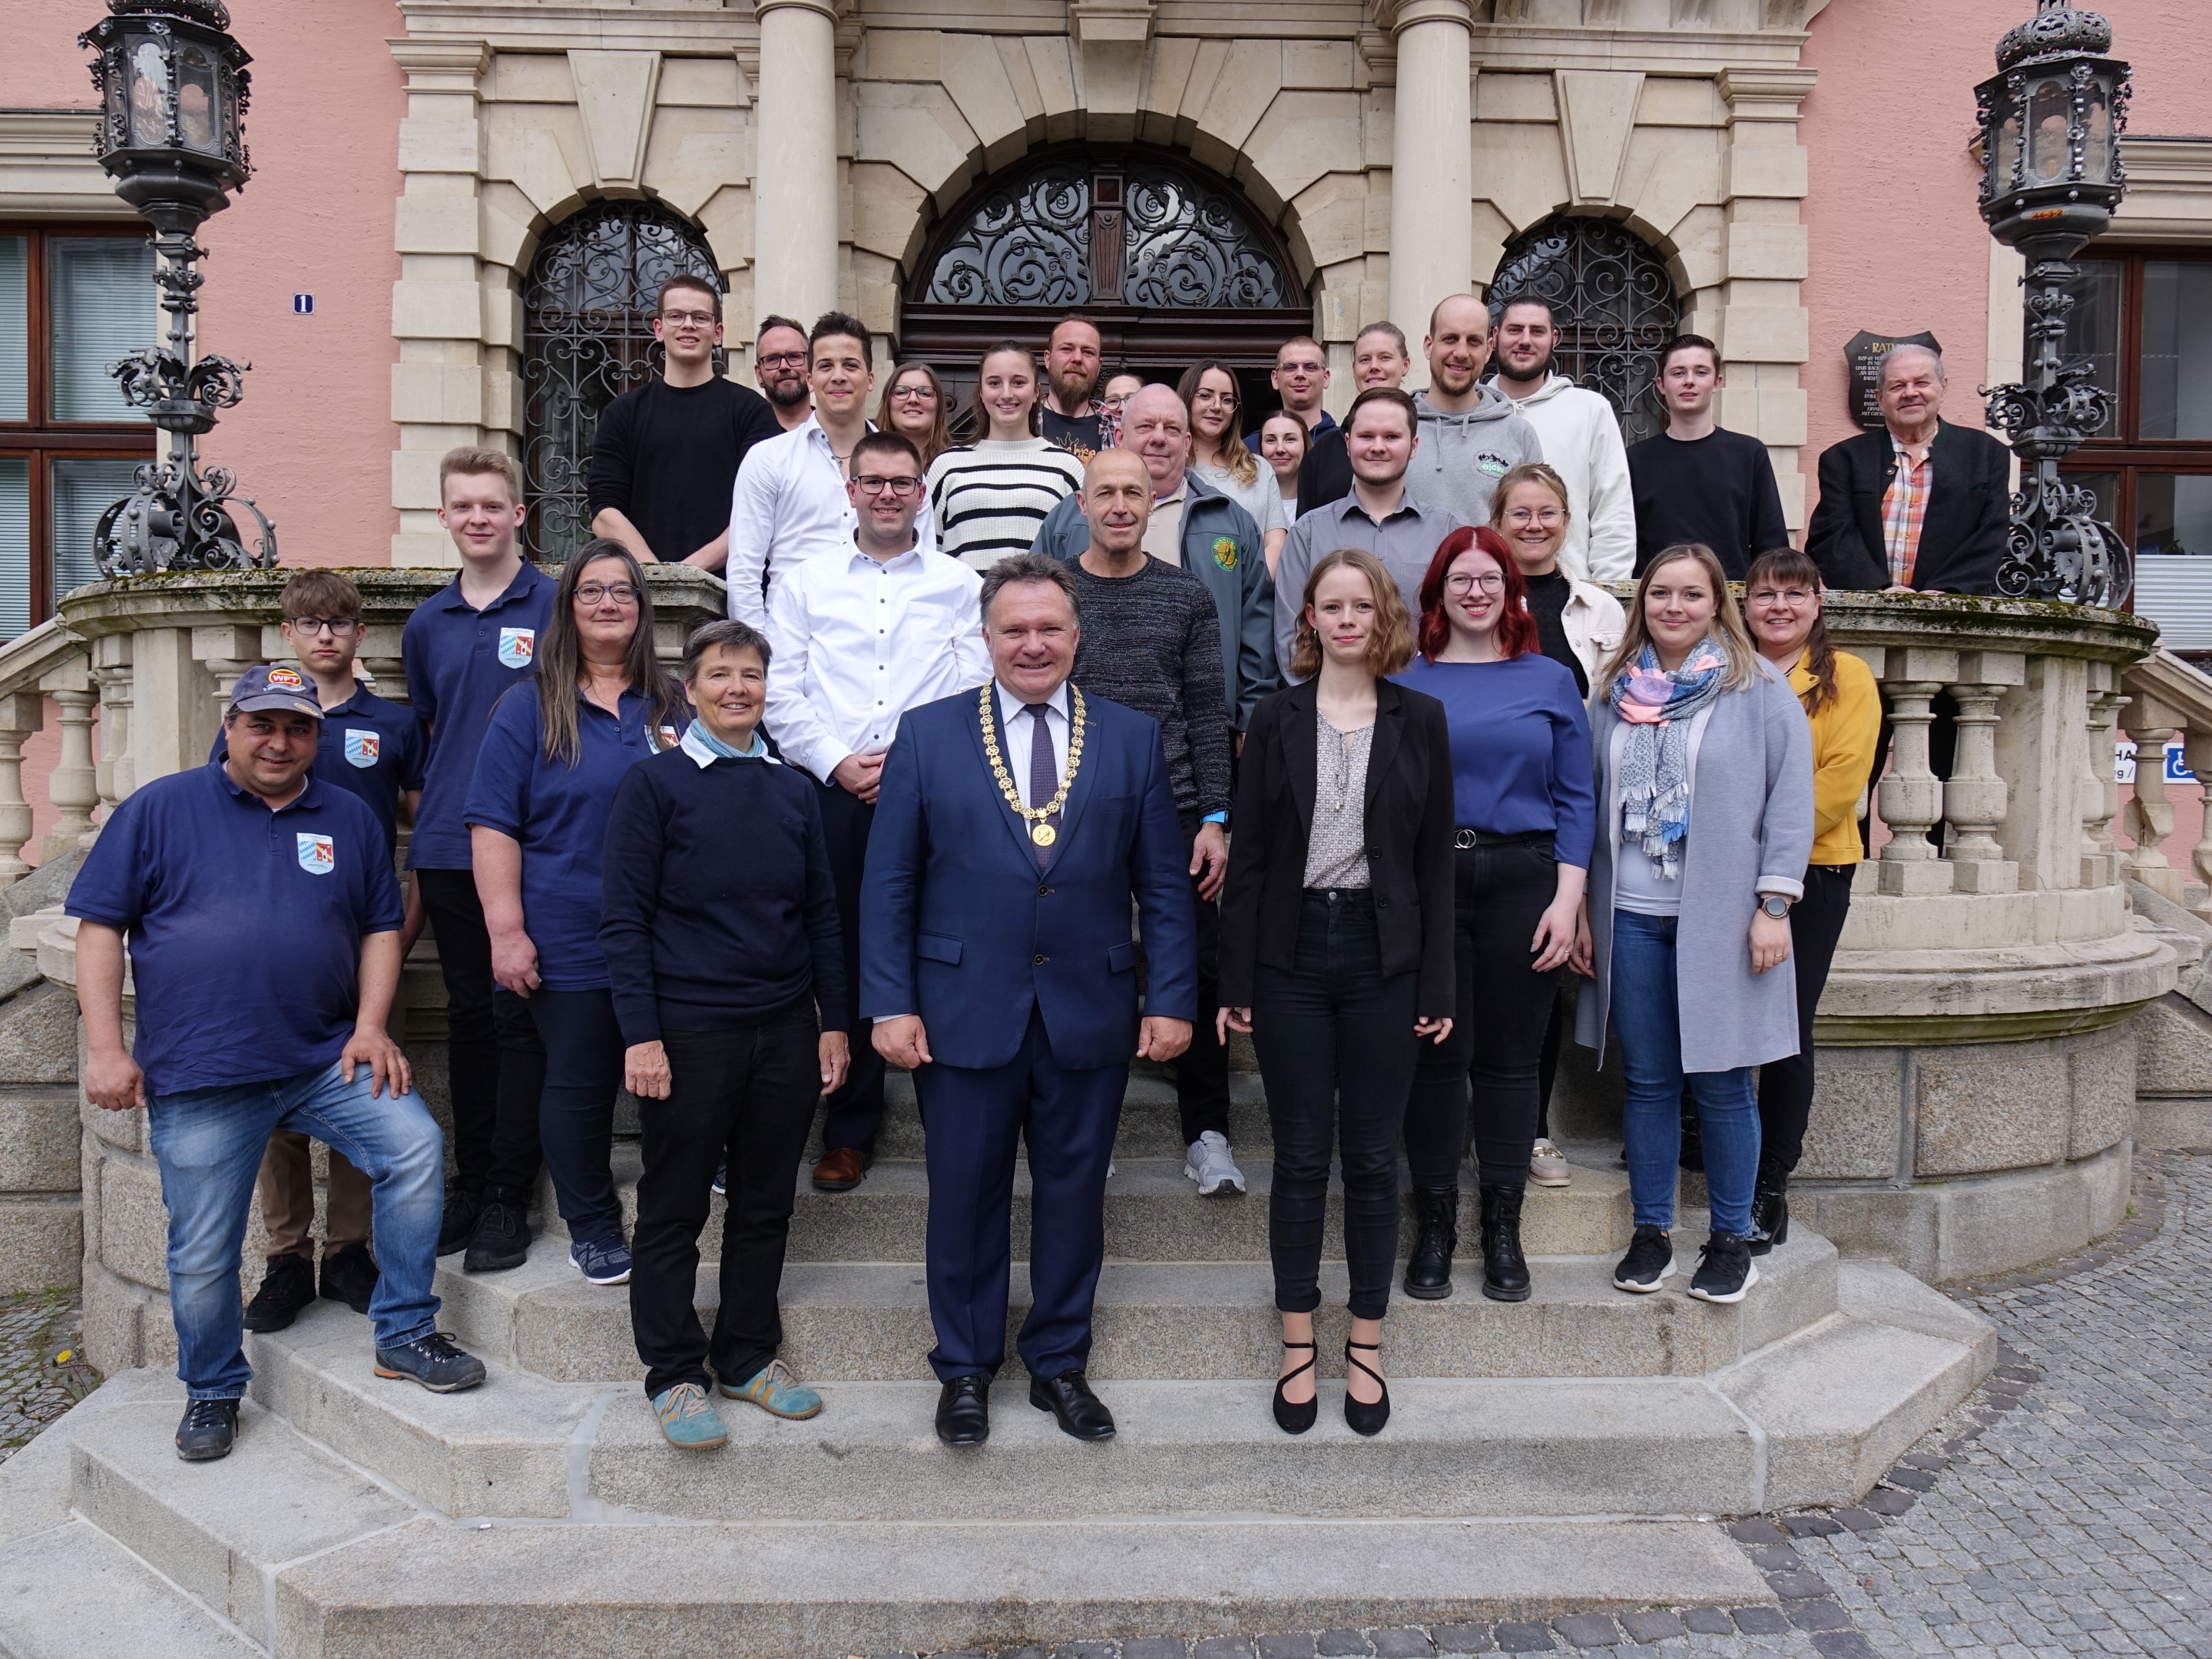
[1488, 216, 1681, 445]
[521, 200, 720, 562]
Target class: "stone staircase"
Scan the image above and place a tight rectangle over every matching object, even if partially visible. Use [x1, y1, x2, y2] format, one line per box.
[0, 1069, 1995, 1658]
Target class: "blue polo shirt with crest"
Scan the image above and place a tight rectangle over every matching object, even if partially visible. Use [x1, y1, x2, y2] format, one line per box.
[401, 561, 558, 871]
[207, 684, 425, 858]
[65, 763, 406, 1098]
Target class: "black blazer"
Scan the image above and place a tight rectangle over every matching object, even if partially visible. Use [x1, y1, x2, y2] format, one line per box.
[1294, 426, 1354, 518]
[1217, 677, 1456, 1018]
[1805, 419, 2013, 595]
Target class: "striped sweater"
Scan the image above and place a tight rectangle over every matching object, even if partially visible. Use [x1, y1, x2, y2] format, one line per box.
[926, 439, 1086, 572]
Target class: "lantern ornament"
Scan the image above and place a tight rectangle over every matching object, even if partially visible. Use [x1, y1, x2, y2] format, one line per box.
[77, 0, 274, 578]
[1974, 0, 2132, 607]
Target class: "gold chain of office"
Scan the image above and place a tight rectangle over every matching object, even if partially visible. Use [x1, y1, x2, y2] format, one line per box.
[979, 684, 1087, 848]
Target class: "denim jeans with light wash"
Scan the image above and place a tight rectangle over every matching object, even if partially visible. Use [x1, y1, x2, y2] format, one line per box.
[1608, 909, 1761, 1237]
[146, 1061, 445, 1401]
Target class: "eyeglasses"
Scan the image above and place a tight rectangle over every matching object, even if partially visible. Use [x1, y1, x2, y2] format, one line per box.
[1502, 507, 1565, 528]
[1747, 588, 1817, 605]
[1445, 573, 1505, 595]
[284, 615, 360, 636]
[853, 474, 925, 498]
[757, 349, 807, 369]
[1192, 388, 1240, 409]
[575, 582, 640, 606]
[889, 383, 937, 402]
[659, 310, 717, 326]
[1278, 359, 1324, 376]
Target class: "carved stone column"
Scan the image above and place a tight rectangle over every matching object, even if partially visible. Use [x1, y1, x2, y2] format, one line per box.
[1376, 0, 1473, 350]
[2184, 724, 2212, 922]
[0, 694, 45, 882]
[752, 0, 843, 329]
[2120, 694, 2187, 903]
[1941, 653, 2023, 893]
[91, 633, 135, 826]
[2081, 673, 2125, 889]
[41, 660, 98, 862]
[1876, 647, 1959, 896]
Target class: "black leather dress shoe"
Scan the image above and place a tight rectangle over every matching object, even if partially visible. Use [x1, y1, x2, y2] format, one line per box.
[935, 1375, 991, 1445]
[1029, 1369, 1116, 1441]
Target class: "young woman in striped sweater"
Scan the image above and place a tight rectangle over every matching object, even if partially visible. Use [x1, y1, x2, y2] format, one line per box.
[926, 342, 1086, 571]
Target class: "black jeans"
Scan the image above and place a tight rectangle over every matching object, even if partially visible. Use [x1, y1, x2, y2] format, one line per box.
[1171, 812, 1230, 1145]
[1535, 994, 1564, 1141]
[630, 1003, 820, 1396]
[814, 778, 888, 1157]
[1756, 863, 1856, 1174]
[415, 869, 545, 1195]
[1406, 839, 1565, 1191]
[1253, 890, 1418, 1323]
[528, 987, 626, 1247]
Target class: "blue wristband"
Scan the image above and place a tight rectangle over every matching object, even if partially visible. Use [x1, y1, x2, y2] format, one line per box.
[1202, 811, 1227, 825]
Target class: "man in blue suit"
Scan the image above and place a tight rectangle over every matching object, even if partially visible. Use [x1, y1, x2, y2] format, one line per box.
[862, 551, 1198, 1446]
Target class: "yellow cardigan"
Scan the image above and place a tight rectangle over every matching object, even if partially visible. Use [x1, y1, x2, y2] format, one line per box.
[1789, 647, 1883, 868]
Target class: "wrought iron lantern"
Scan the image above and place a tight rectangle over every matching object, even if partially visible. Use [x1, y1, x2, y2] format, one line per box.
[1974, 0, 2131, 606]
[77, 0, 274, 577]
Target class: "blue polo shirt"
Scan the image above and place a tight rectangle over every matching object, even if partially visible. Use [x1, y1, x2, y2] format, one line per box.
[207, 684, 425, 858]
[401, 562, 557, 871]
[65, 763, 405, 1098]
[462, 684, 683, 991]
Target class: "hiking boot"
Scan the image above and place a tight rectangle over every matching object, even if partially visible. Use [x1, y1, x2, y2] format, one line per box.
[1478, 1183, 1531, 1303]
[373, 1331, 488, 1393]
[319, 1243, 379, 1314]
[174, 1397, 240, 1462]
[241, 1252, 316, 1333]
[1401, 1187, 1457, 1300]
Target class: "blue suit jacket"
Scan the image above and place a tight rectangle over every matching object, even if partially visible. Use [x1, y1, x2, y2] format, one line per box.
[859, 685, 1199, 1072]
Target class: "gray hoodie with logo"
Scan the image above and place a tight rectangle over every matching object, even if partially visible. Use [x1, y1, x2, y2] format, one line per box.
[1406, 386, 1545, 528]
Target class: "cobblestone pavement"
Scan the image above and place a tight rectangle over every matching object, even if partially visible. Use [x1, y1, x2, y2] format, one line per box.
[0, 1289, 94, 1465]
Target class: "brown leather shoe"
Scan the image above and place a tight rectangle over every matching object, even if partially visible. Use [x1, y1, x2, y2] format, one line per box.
[811, 1147, 869, 1192]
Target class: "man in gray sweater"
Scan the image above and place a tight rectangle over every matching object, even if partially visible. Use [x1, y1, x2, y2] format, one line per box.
[1406, 293, 1545, 528]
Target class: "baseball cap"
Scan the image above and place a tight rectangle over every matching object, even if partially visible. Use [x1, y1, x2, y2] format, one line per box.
[228, 664, 325, 720]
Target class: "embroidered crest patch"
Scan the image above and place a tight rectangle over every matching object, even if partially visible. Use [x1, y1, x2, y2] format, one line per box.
[497, 627, 535, 669]
[1212, 535, 1238, 571]
[343, 729, 380, 769]
[296, 833, 335, 876]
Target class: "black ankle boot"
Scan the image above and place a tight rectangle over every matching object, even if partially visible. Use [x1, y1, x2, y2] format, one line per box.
[1479, 1183, 1532, 1303]
[1748, 1161, 1790, 1257]
[1402, 1188, 1458, 1300]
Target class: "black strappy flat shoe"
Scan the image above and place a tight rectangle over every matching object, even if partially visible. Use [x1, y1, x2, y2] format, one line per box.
[1344, 1340, 1391, 1437]
[1273, 1339, 1317, 1435]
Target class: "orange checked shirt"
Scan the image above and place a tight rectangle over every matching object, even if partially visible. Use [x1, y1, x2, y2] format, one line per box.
[1880, 438, 1933, 588]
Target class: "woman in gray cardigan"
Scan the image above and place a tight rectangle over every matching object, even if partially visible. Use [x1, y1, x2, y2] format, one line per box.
[1575, 543, 1813, 1306]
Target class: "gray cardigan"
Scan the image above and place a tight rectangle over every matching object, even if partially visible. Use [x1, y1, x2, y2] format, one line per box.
[1576, 655, 1815, 1074]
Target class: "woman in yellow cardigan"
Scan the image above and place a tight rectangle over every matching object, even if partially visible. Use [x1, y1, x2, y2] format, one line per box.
[1740, 548, 1881, 1253]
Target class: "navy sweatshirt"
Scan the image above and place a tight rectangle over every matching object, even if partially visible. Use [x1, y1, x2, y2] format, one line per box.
[598, 744, 848, 1045]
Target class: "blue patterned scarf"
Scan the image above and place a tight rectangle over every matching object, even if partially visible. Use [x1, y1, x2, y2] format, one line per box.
[1608, 638, 1729, 880]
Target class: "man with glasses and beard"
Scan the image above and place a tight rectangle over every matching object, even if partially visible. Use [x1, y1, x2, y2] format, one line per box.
[753, 315, 814, 433]
[1041, 315, 1110, 461]
[588, 276, 783, 569]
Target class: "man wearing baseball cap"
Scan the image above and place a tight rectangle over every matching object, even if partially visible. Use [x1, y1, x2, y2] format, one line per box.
[68, 665, 488, 1464]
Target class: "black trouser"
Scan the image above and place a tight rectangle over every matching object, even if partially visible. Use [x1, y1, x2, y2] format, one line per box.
[1171, 811, 1230, 1145]
[414, 868, 545, 1195]
[1535, 995, 1564, 1141]
[814, 779, 888, 1157]
[1253, 890, 1418, 1323]
[630, 1004, 821, 1396]
[528, 987, 628, 1247]
[1756, 863, 1856, 1176]
[1406, 839, 1565, 1192]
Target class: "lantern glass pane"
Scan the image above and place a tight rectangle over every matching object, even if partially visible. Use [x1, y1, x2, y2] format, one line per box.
[2081, 81, 2114, 184]
[2028, 78, 2071, 182]
[125, 35, 169, 149]
[1995, 111, 2023, 192]
[175, 43, 220, 155]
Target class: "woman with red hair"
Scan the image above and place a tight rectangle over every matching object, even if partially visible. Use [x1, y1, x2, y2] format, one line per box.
[1393, 525, 1595, 1301]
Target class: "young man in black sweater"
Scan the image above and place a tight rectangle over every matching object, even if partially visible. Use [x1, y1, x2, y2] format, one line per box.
[1624, 333, 1790, 579]
[598, 618, 849, 1450]
[588, 274, 783, 568]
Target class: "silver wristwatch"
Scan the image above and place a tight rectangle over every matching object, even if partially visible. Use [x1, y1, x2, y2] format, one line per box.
[1760, 894, 1792, 919]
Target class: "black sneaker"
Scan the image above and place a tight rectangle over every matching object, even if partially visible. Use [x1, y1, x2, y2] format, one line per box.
[1688, 1232, 1760, 1304]
[438, 1184, 488, 1256]
[174, 1397, 240, 1462]
[373, 1331, 488, 1393]
[241, 1252, 316, 1333]
[462, 1190, 532, 1273]
[1612, 1224, 1675, 1294]
[320, 1243, 379, 1314]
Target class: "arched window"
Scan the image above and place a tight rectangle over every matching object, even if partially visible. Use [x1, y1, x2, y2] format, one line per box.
[1488, 217, 1681, 445]
[520, 200, 720, 561]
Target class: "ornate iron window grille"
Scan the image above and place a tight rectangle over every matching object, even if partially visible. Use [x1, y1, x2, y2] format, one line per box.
[1488, 216, 1681, 445]
[520, 200, 720, 562]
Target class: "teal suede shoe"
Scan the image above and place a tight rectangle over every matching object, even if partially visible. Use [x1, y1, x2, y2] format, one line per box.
[719, 1357, 823, 1420]
[650, 1382, 728, 1450]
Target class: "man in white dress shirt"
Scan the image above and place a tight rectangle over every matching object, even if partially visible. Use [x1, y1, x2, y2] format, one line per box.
[766, 429, 991, 1191]
[724, 310, 878, 629]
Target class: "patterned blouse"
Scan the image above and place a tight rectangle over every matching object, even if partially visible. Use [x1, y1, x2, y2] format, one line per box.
[1303, 715, 1374, 890]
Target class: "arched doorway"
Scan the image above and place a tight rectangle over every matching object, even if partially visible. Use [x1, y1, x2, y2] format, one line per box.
[519, 199, 720, 561]
[900, 146, 1313, 435]
[1487, 216, 1681, 445]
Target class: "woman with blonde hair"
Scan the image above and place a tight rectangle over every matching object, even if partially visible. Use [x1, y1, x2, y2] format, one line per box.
[1575, 542, 1812, 1308]
[1219, 548, 1455, 1437]
[1488, 462, 1624, 697]
[1179, 359, 1289, 572]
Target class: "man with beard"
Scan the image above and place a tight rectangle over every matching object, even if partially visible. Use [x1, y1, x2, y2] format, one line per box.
[1295, 322, 1412, 516]
[754, 316, 813, 433]
[1406, 293, 1543, 529]
[1041, 315, 1109, 460]
[1487, 296, 1635, 584]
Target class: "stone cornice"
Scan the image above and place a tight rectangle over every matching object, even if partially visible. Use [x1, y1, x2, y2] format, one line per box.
[396, 3, 759, 52]
[2103, 135, 2212, 247]
[0, 110, 134, 221]
[1718, 64, 1818, 117]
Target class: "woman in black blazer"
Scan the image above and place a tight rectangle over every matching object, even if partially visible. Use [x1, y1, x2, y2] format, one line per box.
[1219, 548, 1455, 1438]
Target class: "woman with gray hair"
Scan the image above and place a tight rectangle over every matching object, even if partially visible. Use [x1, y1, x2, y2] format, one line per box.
[1575, 542, 1813, 1307]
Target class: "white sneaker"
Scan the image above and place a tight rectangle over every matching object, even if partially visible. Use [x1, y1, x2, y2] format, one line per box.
[1529, 1140, 1571, 1187]
[1185, 1131, 1247, 1196]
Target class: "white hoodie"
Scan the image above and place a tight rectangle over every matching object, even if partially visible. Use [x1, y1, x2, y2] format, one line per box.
[1491, 372, 1636, 584]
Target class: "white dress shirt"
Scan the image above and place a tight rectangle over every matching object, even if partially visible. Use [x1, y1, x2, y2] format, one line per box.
[765, 539, 991, 783]
[993, 678, 1072, 803]
[726, 415, 862, 630]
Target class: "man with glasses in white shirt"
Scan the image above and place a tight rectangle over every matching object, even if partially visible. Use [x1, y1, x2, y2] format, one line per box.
[766, 430, 992, 1192]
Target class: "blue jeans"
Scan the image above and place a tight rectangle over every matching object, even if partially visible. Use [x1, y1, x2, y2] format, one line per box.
[147, 1061, 445, 1401]
[1608, 909, 1760, 1237]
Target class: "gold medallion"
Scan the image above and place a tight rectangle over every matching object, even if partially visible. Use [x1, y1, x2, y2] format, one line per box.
[1030, 822, 1057, 847]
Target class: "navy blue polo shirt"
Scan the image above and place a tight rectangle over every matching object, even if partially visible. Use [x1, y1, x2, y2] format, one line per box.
[463, 684, 683, 992]
[65, 763, 405, 1098]
[207, 684, 425, 858]
[401, 562, 557, 871]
